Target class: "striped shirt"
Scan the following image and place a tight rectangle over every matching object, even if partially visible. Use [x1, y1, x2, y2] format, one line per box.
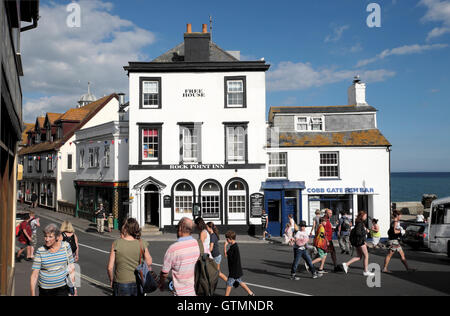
[162, 236, 200, 296]
[32, 241, 73, 289]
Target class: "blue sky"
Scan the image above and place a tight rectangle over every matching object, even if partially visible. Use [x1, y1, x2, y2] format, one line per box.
[20, 0, 450, 172]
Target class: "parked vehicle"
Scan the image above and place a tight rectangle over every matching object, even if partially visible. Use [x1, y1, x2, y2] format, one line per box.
[428, 197, 450, 256]
[402, 223, 428, 249]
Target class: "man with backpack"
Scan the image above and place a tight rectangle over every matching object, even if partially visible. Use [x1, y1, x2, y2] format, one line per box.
[337, 211, 352, 255]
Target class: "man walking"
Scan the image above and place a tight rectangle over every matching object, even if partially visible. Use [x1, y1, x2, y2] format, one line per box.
[31, 191, 38, 208]
[338, 211, 352, 255]
[261, 209, 270, 240]
[159, 217, 200, 296]
[95, 203, 106, 233]
[324, 209, 339, 272]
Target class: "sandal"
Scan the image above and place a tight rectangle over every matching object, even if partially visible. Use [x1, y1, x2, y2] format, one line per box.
[382, 270, 392, 274]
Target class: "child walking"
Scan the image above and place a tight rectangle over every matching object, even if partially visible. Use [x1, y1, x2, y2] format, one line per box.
[311, 217, 328, 274]
[224, 230, 255, 296]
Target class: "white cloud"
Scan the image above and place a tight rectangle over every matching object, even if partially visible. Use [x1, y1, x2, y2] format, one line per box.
[419, 0, 450, 40]
[20, 0, 156, 118]
[356, 43, 448, 67]
[267, 61, 395, 92]
[324, 25, 349, 43]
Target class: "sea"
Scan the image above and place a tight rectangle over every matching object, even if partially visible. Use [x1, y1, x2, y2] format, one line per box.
[391, 172, 450, 202]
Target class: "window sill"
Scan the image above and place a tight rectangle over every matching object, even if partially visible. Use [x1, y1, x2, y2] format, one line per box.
[318, 178, 341, 181]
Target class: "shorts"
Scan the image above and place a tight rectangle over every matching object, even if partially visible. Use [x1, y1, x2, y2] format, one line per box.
[227, 277, 243, 288]
[213, 255, 222, 265]
[31, 234, 37, 248]
[387, 240, 403, 252]
[372, 237, 381, 246]
[317, 248, 327, 258]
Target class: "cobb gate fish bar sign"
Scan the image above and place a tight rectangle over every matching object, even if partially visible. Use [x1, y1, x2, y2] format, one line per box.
[182, 89, 205, 98]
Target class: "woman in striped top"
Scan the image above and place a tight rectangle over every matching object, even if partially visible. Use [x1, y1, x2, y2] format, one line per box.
[31, 224, 74, 296]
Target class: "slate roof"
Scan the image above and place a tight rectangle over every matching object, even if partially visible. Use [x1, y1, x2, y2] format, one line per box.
[269, 129, 391, 147]
[152, 41, 239, 63]
[269, 105, 377, 122]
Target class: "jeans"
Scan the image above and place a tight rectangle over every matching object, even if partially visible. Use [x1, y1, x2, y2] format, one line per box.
[113, 282, 138, 296]
[291, 247, 316, 275]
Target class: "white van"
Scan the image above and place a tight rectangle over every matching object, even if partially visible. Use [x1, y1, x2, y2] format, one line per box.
[428, 197, 450, 256]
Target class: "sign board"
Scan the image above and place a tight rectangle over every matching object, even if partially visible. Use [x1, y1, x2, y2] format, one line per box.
[163, 195, 172, 208]
[250, 193, 264, 218]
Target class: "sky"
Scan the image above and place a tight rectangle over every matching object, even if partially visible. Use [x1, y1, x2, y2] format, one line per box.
[20, 0, 450, 172]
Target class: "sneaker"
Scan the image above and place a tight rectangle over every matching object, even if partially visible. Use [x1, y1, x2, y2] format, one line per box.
[312, 272, 323, 279]
[363, 271, 375, 277]
[290, 274, 300, 281]
[248, 293, 256, 296]
[342, 263, 348, 274]
[318, 269, 328, 274]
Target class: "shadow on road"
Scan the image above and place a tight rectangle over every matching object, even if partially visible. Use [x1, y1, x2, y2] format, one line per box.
[389, 271, 450, 295]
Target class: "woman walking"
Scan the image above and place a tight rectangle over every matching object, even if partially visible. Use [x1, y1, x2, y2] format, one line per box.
[369, 218, 382, 249]
[30, 224, 74, 296]
[194, 217, 211, 257]
[342, 211, 374, 276]
[383, 211, 416, 273]
[206, 222, 228, 282]
[107, 218, 152, 296]
[60, 221, 79, 262]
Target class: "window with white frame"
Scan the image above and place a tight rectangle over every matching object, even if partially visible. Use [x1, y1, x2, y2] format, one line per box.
[201, 182, 221, 218]
[174, 182, 194, 215]
[89, 148, 94, 168]
[295, 116, 324, 131]
[104, 145, 110, 167]
[79, 149, 85, 168]
[228, 181, 246, 214]
[180, 125, 199, 163]
[226, 125, 246, 162]
[94, 148, 99, 167]
[319, 152, 339, 178]
[268, 152, 288, 178]
[142, 80, 160, 108]
[226, 79, 244, 107]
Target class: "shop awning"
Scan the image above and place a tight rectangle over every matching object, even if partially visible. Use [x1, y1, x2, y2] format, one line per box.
[261, 180, 305, 190]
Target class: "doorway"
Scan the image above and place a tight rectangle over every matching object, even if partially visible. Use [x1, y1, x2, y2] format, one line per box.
[144, 184, 160, 226]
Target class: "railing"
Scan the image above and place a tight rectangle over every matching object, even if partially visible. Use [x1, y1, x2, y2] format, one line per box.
[57, 201, 75, 216]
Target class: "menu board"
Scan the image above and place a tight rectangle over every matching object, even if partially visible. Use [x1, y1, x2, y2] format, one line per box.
[250, 193, 264, 218]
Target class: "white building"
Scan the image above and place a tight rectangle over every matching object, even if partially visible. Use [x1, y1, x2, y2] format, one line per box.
[265, 77, 391, 237]
[19, 92, 120, 213]
[74, 109, 129, 229]
[124, 24, 270, 232]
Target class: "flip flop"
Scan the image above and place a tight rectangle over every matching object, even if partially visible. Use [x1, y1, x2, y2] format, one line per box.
[382, 270, 393, 274]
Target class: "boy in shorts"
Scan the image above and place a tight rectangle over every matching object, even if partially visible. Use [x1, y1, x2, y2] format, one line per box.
[311, 217, 328, 274]
[224, 230, 255, 296]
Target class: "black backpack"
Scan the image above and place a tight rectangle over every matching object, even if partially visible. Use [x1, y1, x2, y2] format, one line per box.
[341, 218, 351, 232]
[349, 222, 366, 247]
[194, 240, 219, 296]
[62, 233, 77, 254]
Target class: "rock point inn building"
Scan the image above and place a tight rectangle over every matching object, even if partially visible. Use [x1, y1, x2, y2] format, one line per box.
[125, 24, 391, 236]
[125, 24, 269, 232]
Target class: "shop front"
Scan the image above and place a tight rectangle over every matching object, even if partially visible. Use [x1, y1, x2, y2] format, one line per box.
[75, 181, 128, 229]
[261, 180, 305, 237]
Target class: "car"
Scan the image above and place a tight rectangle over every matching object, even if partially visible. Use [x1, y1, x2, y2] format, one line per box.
[402, 223, 428, 249]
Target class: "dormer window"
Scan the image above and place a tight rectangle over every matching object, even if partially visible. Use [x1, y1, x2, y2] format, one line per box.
[295, 116, 324, 132]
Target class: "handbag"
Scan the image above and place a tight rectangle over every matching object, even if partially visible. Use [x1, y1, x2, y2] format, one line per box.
[64, 242, 76, 291]
[135, 240, 158, 294]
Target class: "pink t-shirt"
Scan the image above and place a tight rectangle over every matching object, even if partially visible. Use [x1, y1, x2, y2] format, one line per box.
[162, 236, 200, 296]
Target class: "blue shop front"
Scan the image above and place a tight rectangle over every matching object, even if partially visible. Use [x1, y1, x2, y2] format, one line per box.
[261, 180, 305, 237]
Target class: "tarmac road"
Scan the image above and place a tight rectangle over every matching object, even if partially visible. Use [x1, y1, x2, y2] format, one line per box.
[14, 206, 450, 296]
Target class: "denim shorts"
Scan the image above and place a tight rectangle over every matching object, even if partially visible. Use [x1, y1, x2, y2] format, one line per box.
[227, 277, 243, 287]
[113, 282, 138, 296]
[213, 255, 222, 265]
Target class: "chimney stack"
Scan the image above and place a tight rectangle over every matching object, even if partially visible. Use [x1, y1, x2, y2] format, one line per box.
[348, 76, 367, 106]
[184, 23, 211, 62]
[186, 23, 192, 33]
